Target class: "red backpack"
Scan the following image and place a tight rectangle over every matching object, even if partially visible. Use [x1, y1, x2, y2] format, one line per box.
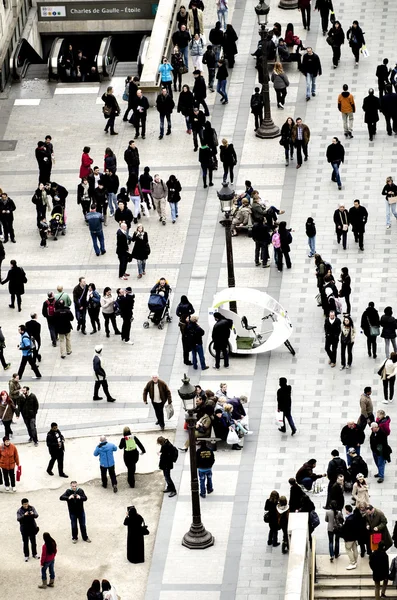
[46, 300, 56, 317]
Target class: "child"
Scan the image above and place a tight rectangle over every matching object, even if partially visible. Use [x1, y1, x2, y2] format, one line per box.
[39, 219, 48, 248]
[305, 217, 316, 257]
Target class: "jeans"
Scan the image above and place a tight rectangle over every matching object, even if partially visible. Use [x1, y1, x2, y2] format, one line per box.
[342, 112, 354, 134]
[105, 114, 116, 133]
[23, 417, 38, 443]
[255, 241, 269, 265]
[70, 511, 88, 540]
[366, 334, 377, 357]
[94, 378, 113, 400]
[222, 164, 234, 183]
[345, 540, 358, 564]
[306, 73, 316, 98]
[308, 236, 316, 256]
[137, 259, 146, 275]
[276, 88, 287, 106]
[325, 336, 339, 364]
[22, 531, 37, 557]
[169, 202, 179, 221]
[300, 477, 313, 490]
[192, 343, 207, 369]
[212, 44, 222, 62]
[300, 5, 310, 28]
[217, 79, 228, 102]
[130, 195, 141, 218]
[152, 401, 166, 429]
[385, 199, 397, 226]
[198, 468, 213, 496]
[163, 467, 176, 492]
[108, 193, 118, 215]
[18, 355, 41, 379]
[2, 468, 15, 487]
[279, 411, 296, 433]
[100, 465, 117, 487]
[208, 67, 215, 90]
[345, 445, 360, 466]
[217, 8, 228, 29]
[184, 115, 192, 131]
[328, 531, 340, 558]
[383, 376, 395, 400]
[372, 453, 386, 478]
[103, 312, 119, 335]
[181, 45, 189, 67]
[331, 162, 342, 187]
[341, 342, 353, 367]
[41, 560, 55, 581]
[159, 114, 171, 136]
[215, 344, 229, 368]
[385, 337, 397, 358]
[90, 230, 105, 255]
[59, 333, 72, 357]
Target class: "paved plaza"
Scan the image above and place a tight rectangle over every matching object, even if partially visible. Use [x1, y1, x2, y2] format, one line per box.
[1, 0, 397, 597]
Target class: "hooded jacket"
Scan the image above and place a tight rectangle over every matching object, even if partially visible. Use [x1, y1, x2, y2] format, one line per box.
[93, 440, 117, 467]
[338, 91, 355, 113]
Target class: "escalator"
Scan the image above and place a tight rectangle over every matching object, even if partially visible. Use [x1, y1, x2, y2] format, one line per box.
[10, 38, 47, 81]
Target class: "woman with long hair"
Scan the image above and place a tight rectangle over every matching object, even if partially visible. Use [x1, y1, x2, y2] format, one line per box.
[327, 20, 345, 68]
[38, 533, 57, 588]
[277, 221, 293, 271]
[280, 117, 294, 166]
[87, 283, 101, 334]
[264, 490, 280, 547]
[79, 146, 93, 179]
[0, 390, 16, 438]
[325, 500, 343, 561]
[271, 62, 289, 109]
[220, 138, 237, 184]
[177, 84, 194, 133]
[340, 314, 355, 370]
[100, 287, 121, 338]
[87, 579, 102, 600]
[131, 225, 150, 278]
[339, 267, 351, 313]
[352, 473, 370, 505]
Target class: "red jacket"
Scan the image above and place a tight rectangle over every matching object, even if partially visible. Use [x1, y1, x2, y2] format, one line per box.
[79, 153, 93, 179]
[41, 543, 57, 566]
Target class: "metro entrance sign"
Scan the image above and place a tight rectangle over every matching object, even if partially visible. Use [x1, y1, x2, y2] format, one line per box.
[37, 1, 156, 20]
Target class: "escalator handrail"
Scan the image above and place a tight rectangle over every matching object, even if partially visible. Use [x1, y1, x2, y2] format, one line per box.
[137, 35, 149, 77]
[10, 38, 28, 80]
[48, 37, 65, 79]
[97, 36, 118, 79]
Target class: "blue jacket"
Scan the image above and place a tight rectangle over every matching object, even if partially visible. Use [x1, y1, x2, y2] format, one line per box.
[20, 333, 32, 356]
[158, 63, 173, 82]
[86, 211, 104, 234]
[93, 441, 117, 467]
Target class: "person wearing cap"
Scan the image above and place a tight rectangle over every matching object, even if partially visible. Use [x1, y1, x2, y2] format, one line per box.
[362, 88, 380, 141]
[93, 435, 118, 492]
[143, 375, 172, 431]
[352, 473, 370, 505]
[326, 137, 345, 191]
[369, 422, 391, 483]
[340, 421, 365, 465]
[333, 203, 349, 249]
[41, 291, 57, 347]
[93, 346, 116, 402]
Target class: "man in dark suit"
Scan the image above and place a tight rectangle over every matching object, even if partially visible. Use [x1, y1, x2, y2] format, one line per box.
[25, 313, 42, 363]
[116, 223, 131, 280]
[211, 311, 232, 369]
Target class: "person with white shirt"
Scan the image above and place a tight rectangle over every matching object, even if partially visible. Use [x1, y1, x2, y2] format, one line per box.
[378, 352, 397, 404]
[324, 310, 341, 367]
[142, 374, 172, 431]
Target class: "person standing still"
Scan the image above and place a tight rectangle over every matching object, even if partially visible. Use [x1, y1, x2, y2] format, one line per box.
[93, 435, 118, 492]
[38, 533, 57, 589]
[361, 302, 380, 358]
[298, 0, 311, 30]
[291, 118, 310, 169]
[369, 541, 389, 599]
[301, 48, 322, 101]
[157, 436, 177, 497]
[186, 315, 209, 370]
[17, 498, 39, 561]
[277, 377, 297, 435]
[338, 84, 355, 138]
[53, 300, 74, 359]
[46, 423, 68, 478]
[18, 386, 39, 445]
[86, 204, 106, 257]
[60, 481, 91, 543]
[340, 505, 359, 570]
[143, 375, 172, 431]
[333, 203, 349, 249]
[250, 87, 264, 132]
[380, 307, 397, 357]
[324, 310, 341, 367]
[306, 217, 316, 257]
[1, 259, 26, 311]
[197, 440, 215, 498]
[212, 311, 232, 369]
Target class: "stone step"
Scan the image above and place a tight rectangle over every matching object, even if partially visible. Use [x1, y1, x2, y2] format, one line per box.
[317, 576, 375, 587]
[315, 588, 397, 599]
[316, 554, 397, 577]
[114, 61, 138, 77]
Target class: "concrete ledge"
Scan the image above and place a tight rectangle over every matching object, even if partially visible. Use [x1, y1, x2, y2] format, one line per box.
[285, 513, 310, 600]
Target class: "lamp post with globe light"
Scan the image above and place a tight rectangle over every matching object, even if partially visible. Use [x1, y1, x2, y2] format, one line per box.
[217, 181, 237, 314]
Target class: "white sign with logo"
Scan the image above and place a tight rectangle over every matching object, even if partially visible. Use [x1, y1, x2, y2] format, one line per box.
[40, 6, 66, 17]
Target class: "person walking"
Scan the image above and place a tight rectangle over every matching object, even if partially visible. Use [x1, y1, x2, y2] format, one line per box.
[199, 141, 214, 189]
[0, 436, 19, 491]
[209, 21, 224, 62]
[333, 203, 349, 249]
[277, 377, 297, 435]
[186, 315, 209, 370]
[124, 140, 140, 179]
[305, 217, 316, 257]
[346, 21, 365, 65]
[324, 309, 341, 367]
[176, 295, 194, 365]
[93, 345, 116, 402]
[157, 436, 177, 497]
[366, 505, 393, 550]
[143, 375, 172, 431]
[196, 440, 215, 498]
[359, 387, 375, 430]
[166, 174, 182, 223]
[25, 312, 42, 363]
[325, 500, 343, 561]
[1, 259, 26, 311]
[301, 47, 322, 101]
[349, 199, 368, 251]
[101, 86, 120, 135]
[17, 325, 42, 380]
[378, 352, 397, 404]
[369, 542, 389, 600]
[338, 84, 355, 138]
[326, 137, 345, 190]
[251, 87, 264, 132]
[17, 497, 39, 562]
[339, 267, 352, 314]
[177, 84, 194, 133]
[0, 192, 16, 244]
[370, 422, 391, 483]
[191, 106, 206, 151]
[86, 204, 106, 256]
[220, 138, 237, 183]
[73, 276, 88, 334]
[123, 75, 139, 123]
[361, 302, 380, 358]
[87, 284, 101, 334]
[315, 0, 333, 35]
[277, 221, 293, 271]
[38, 533, 57, 589]
[291, 118, 310, 168]
[376, 59, 390, 98]
[327, 20, 344, 68]
[46, 423, 68, 478]
[116, 223, 131, 281]
[151, 174, 168, 225]
[193, 70, 209, 116]
[340, 315, 355, 370]
[18, 385, 39, 444]
[158, 56, 173, 97]
[380, 86, 397, 136]
[202, 44, 216, 92]
[382, 176, 397, 228]
[35, 141, 52, 184]
[216, 58, 229, 105]
[271, 62, 289, 109]
[173, 24, 191, 67]
[380, 307, 397, 357]
[0, 327, 10, 371]
[223, 23, 238, 68]
[280, 117, 294, 166]
[118, 286, 135, 344]
[156, 87, 175, 140]
[362, 89, 380, 141]
[298, 0, 311, 30]
[53, 300, 74, 359]
[264, 490, 280, 547]
[133, 90, 149, 139]
[41, 291, 57, 347]
[119, 427, 145, 488]
[124, 506, 146, 563]
[93, 435, 118, 492]
[0, 391, 15, 438]
[212, 311, 232, 369]
[60, 480, 91, 543]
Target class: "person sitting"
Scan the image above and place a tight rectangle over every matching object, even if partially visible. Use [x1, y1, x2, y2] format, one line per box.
[236, 180, 254, 205]
[180, 405, 213, 451]
[296, 458, 325, 491]
[231, 199, 251, 236]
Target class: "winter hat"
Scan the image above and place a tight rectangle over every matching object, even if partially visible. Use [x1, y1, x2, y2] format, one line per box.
[215, 409, 223, 415]
[125, 287, 132, 292]
[94, 345, 103, 354]
[348, 448, 357, 455]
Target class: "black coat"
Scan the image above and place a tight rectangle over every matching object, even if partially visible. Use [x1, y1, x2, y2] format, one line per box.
[324, 316, 341, 338]
[166, 179, 182, 203]
[131, 231, 149, 260]
[340, 425, 365, 447]
[301, 52, 322, 76]
[380, 314, 397, 339]
[119, 293, 135, 318]
[329, 483, 344, 511]
[347, 25, 365, 48]
[340, 513, 359, 542]
[124, 146, 140, 168]
[223, 26, 238, 57]
[380, 93, 397, 117]
[46, 428, 65, 454]
[101, 92, 120, 116]
[264, 498, 279, 529]
[60, 487, 87, 515]
[198, 145, 213, 167]
[250, 92, 264, 115]
[190, 109, 206, 132]
[177, 90, 194, 116]
[156, 93, 175, 115]
[159, 440, 175, 470]
[326, 142, 345, 163]
[212, 317, 232, 347]
[53, 307, 74, 335]
[360, 306, 380, 336]
[289, 483, 306, 512]
[186, 321, 205, 346]
[25, 319, 41, 345]
[115, 207, 133, 229]
[277, 385, 292, 414]
[220, 143, 237, 166]
[2, 265, 26, 295]
[252, 221, 271, 243]
[124, 511, 145, 564]
[349, 205, 368, 232]
[362, 94, 380, 123]
[327, 457, 347, 483]
[369, 550, 389, 582]
[193, 75, 207, 100]
[349, 455, 368, 479]
[0, 198, 16, 220]
[370, 429, 391, 460]
[333, 208, 349, 231]
[116, 229, 130, 256]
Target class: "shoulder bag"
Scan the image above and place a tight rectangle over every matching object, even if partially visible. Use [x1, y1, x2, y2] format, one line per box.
[142, 520, 150, 536]
[367, 317, 380, 337]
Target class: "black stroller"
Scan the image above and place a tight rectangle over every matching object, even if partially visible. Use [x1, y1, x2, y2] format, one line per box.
[143, 291, 172, 329]
[49, 204, 66, 240]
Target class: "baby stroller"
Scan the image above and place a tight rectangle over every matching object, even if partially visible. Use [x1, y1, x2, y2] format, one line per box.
[49, 204, 66, 240]
[143, 290, 172, 329]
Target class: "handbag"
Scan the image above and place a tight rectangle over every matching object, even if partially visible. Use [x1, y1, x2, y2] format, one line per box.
[326, 35, 333, 46]
[263, 511, 270, 523]
[361, 45, 369, 58]
[179, 65, 188, 74]
[369, 325, 380, 337]
[142, 520, 150, 536]
[145, 243, 151, 256]
[16, 465, 22, 482]
[165, 403, 174, 420]
[226, 429, 239, 445]
[102, 105, 112, 117]
[309, 510, 320, 529]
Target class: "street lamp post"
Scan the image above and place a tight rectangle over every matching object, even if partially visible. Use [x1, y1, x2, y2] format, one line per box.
[254, 1, 280, 139]
[178, 374, 215, 550]
[217, 181, 237, 314]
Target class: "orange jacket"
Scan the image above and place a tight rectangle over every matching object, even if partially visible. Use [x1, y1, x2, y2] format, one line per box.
[338, 92, 355, 114]
[0, 443, 19, 470]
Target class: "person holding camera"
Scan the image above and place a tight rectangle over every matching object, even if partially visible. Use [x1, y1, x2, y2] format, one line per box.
[124, 505, 146, 563]
[60, 480, 91, 543]
[381, 176, 397, 229]
[17, 497, 39, 561]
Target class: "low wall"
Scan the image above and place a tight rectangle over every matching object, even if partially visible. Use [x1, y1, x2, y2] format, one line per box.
[284, 513, 311, 600]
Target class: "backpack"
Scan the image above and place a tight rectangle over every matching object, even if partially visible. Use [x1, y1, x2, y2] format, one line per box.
[324, 261, 332, 273]
[124, 436, 137, 451]
[333, 511, 344, 532]
[251, 94, 261, 109]
[309, 510, 320, 529]
[171, 445, 179, 463]
[46, 300, 56, 317]
[272, 232, 281, 248]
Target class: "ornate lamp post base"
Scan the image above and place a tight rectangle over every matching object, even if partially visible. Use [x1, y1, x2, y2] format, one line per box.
[256, 117, 280, 139]
[182, 522, 215, 549]
[279, 0, 298, 9]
